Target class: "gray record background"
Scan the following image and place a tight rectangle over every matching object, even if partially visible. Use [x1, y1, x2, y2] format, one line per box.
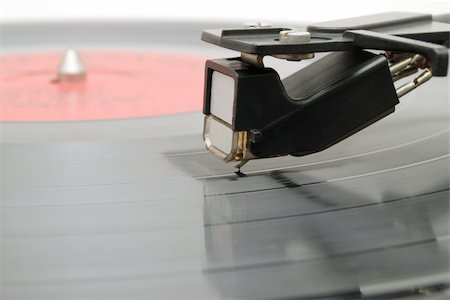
[0, 21, 449, 299]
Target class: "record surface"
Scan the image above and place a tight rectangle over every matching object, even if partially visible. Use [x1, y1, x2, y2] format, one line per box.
[0, 21, 449, 299]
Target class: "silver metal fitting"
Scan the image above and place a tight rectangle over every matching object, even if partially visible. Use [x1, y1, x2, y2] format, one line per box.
[279, 30, 311, 43]
[56, 49, 87, 82]
[396, 69, 432, 98]
[244, 22, 272, 29]
[389, 53, 433, 98]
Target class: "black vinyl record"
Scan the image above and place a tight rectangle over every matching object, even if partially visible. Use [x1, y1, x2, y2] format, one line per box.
[0, 21, 449, 299]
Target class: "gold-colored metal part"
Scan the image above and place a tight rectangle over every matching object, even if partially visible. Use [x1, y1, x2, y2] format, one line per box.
[392, 67, 418, 82]
[388, 53, 433, 98]
[235, 130, 256, 161]
[203, 116, 256, 163]
[271, 53, 315, 61]
[396, 68, 432, 98]
[235, 159, 249, 170]
[389, 54, 423, 77]
[241, 53, 265, 67]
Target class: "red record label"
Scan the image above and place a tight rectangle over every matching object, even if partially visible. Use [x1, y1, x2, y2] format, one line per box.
[0, 51, 206, 121]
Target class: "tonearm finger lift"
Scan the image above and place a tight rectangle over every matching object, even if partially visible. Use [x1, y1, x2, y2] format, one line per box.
[201, 12, 450, 171]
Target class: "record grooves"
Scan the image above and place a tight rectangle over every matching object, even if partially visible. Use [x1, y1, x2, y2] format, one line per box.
[1, 20, 449, 300]
[203, 189, 449, 226]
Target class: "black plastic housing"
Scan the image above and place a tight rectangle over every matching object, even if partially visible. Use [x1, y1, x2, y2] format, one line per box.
[201, 12, 449, 76]
[204, 51, 399, 158]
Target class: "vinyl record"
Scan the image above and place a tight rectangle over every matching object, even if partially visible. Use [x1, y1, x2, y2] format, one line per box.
[0, 21, 449, 299]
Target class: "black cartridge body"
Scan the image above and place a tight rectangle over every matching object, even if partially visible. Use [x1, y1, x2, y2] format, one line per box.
[204, 51, 399, 158]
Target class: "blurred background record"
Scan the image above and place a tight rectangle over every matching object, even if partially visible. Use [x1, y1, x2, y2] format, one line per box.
[0, 1, 449, 299]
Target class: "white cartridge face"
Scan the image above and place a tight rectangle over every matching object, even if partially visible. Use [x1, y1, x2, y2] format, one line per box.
[210, 71, 235, 124]
[205, 116, 234, 156]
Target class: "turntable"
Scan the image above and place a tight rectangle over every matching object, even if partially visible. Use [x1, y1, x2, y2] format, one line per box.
[1, 12, 449, 299]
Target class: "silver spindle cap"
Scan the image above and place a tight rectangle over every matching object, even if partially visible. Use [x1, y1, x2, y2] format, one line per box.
[57, 49, 87, 82]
